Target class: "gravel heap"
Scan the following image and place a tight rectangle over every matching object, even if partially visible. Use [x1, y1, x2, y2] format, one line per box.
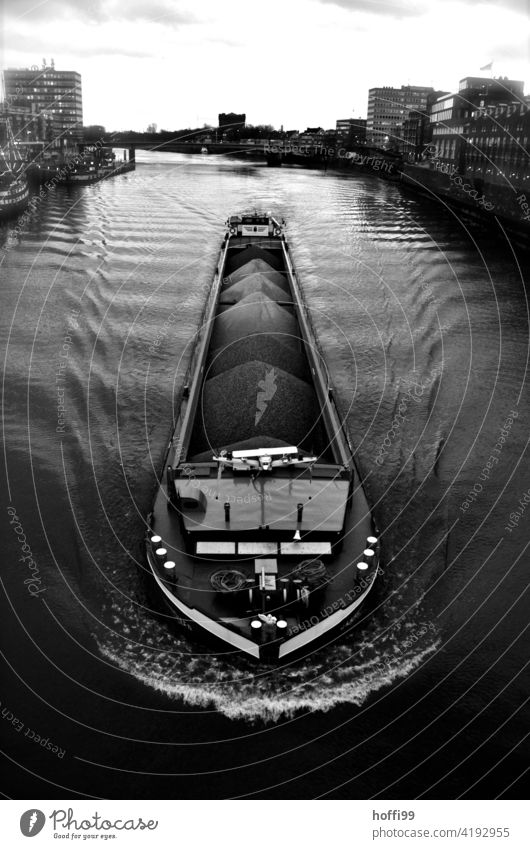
[193, 360, 323, 455]
[188, 253, 327, 460]
[225, 245, 283, 275]
[223, 273, 289, 303]
[207, 333, 308, 381]
[210, 292, 298, 352]
[224, 260, 288, 291]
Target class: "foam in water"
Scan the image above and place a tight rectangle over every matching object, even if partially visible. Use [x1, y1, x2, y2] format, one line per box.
[97, 597, 440, 722]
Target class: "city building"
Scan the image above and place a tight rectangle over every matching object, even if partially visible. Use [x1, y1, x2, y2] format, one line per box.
[218, 112, 246, 139]
[83, 125, 106, 142]
[401, 91, 448, 160]
[463, 99, 530, 188]
[335, 118, 367, 147]
[366, 85, 434, 149]
[0, 101, 55, 148]
[429, 76, 525, 169]
[3, 60, 83, 145]
[298, 127, 327, 145]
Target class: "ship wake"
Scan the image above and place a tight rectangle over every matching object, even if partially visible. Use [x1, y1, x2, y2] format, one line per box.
[97, 597, 440, 722]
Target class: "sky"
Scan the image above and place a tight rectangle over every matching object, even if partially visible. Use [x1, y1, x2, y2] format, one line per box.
[1, 0, 529, 132]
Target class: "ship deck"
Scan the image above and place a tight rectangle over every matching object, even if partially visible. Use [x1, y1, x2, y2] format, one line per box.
[149, 463, 374, 642]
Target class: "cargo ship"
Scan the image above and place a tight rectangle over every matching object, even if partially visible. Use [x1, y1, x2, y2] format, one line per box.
[145, 213, 379, 661]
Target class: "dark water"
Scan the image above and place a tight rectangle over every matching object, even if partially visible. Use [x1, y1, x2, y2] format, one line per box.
[1, 152, 528, 799]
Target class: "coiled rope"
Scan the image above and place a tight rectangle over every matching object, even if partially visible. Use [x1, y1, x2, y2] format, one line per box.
[210, 569, 248, 592]
[293, 559, 328, 586]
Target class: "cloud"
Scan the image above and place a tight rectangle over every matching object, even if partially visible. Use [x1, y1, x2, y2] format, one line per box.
[314, 0, 530, 19]
[4, 28, 154, 58]
[489, 0, 530, 13]
[3, 0, 198, 26]
[313, 0, 422, 17]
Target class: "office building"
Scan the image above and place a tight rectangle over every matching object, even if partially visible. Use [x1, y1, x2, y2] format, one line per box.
[3, 60, 83, 144]
[429, 76, 525, 168]
[366, 85, 433, 149]
[464, 99, 530, 187]
[401, 91, 448, 160]
[335, 118, 367, 147]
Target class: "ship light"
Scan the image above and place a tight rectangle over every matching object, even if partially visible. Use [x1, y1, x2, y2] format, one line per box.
[260, 454, 272, 470]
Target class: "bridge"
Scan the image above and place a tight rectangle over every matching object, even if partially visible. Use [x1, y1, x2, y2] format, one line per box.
[101, 134, 273, 156]
[99, 133, 400, 170]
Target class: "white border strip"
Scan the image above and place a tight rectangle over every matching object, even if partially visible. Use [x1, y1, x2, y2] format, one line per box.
[278, 576, 376, 658]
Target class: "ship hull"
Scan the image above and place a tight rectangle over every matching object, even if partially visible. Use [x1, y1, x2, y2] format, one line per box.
[0, 181, 30, 220]
[65, 160, 135, 186]
[148, 552, 379, 662]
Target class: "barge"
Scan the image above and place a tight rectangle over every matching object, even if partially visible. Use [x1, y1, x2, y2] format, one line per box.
[145, 213, 379, 661]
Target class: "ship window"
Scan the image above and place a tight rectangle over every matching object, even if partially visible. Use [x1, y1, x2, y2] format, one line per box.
[242, 216, 268, 226]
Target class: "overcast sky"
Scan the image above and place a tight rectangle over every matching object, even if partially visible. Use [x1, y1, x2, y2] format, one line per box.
[1, 0, 529, 132]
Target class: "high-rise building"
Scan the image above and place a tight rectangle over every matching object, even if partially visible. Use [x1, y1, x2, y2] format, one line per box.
[366, 85, 433, 149]
[3, 60, 83, 144]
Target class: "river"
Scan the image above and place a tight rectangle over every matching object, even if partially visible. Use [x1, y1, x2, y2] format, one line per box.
[1, 151, 528, 798]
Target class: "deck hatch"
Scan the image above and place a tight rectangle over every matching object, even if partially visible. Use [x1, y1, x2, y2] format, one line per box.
[280, 542, 332, 555]
[238, 542, 278, 555]
[196, 541, 236, 555]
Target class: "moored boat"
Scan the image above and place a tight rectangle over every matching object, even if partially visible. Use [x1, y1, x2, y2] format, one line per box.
[66, 153, 99, 185]
[0, 117, 29, 219]
[0, 167, 29, 218]
[145, 213, 380, 661]
[66, 147, 135, 185]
